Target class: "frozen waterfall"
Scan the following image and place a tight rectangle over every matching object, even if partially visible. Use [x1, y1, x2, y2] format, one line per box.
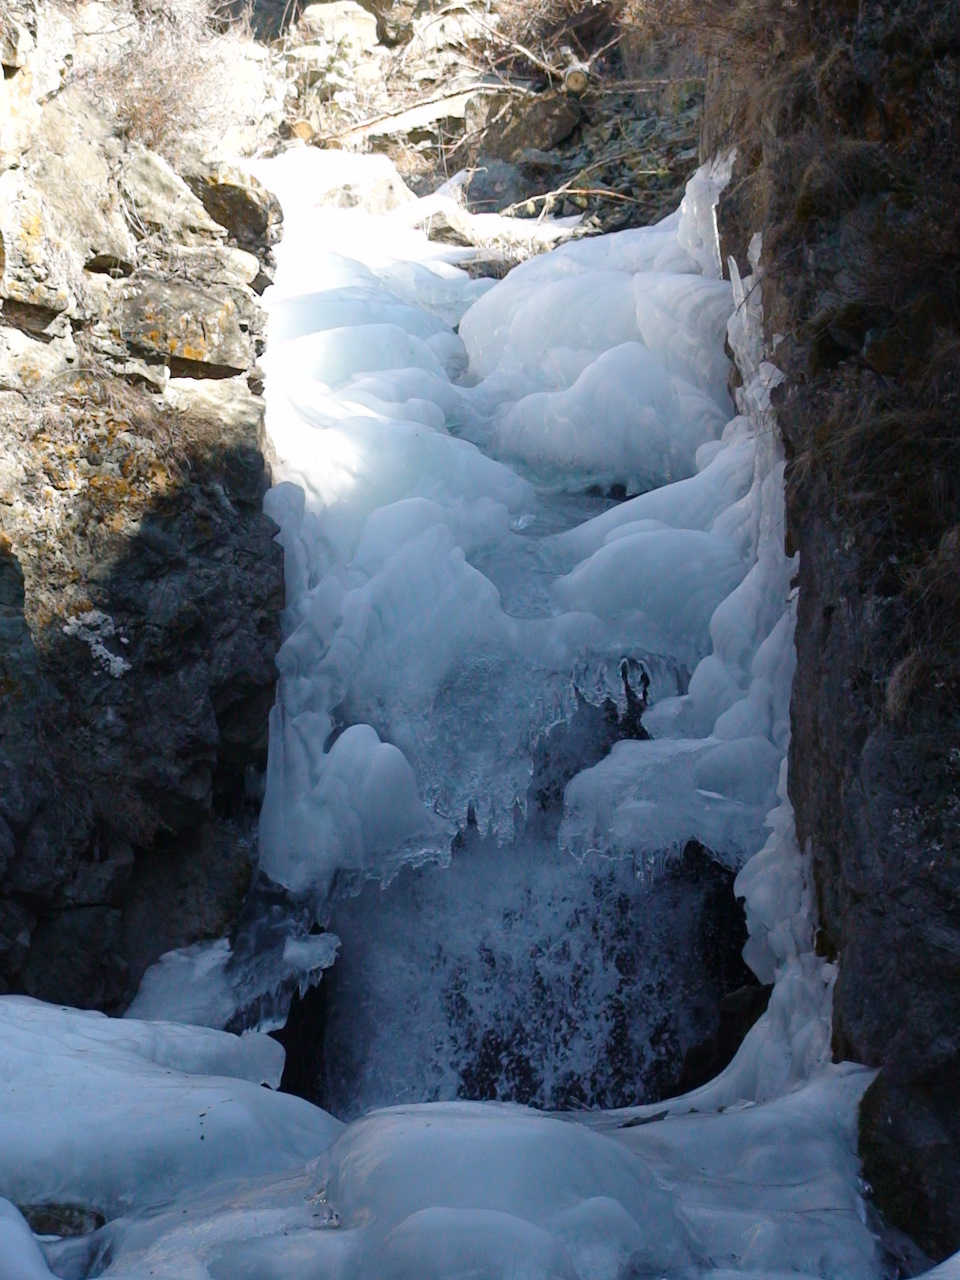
[3, 148, 945, 1280]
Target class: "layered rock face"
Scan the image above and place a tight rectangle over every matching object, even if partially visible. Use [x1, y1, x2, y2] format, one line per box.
[0, 1, 285, 1009]
[703, 0, 960, 1258]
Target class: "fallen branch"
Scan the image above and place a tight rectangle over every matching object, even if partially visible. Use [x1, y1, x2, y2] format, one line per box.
[334, 82, 517, 140]
[585, 75, 707, 94]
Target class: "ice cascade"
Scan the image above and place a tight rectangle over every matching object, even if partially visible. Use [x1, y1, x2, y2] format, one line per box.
[3, 150, 954, 1280]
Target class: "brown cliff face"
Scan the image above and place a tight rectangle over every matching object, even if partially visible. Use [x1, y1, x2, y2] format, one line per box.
[691, 0, 960, 1259]
[0, 2, 286, 1010]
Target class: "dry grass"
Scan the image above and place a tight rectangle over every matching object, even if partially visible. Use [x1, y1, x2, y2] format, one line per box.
[488, 0, 623, 77]
[81, 0, 254, 160]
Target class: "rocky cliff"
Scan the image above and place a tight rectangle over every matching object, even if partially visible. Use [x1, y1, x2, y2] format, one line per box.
[0, 0, 286, 1009]
[698, 0, 960, 1259]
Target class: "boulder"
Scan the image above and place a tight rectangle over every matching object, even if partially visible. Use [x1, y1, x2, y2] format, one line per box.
[183, 162, 283, 254]
[287, 43, 331, 88]
[119, 145, 226, 247]
[326, 170, 416, 215]
[164, 375, 266, 440]
[26, 87, 137, 275]
[297, 2, 379, 51]
[481, 92, 582, 163]
[114, 277, 259, 376]
[0, 323, 77, 392]
[0, 16, 33, 70]
[463, 161, 532, 212]
[0, 3, 74, 167]
[155, 243, 262, 291]
[23, 2, 74, 102]
[0, 168, 75, 316]
[0, 54, 42, 166]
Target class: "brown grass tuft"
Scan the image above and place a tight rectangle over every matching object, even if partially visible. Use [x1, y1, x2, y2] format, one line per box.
[82, 0, 253, 161]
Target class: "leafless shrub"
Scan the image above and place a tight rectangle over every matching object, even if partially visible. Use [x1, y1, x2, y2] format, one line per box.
[82, 0, 253, 161]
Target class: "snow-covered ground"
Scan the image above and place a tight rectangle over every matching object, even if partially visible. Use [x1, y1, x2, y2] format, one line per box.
[2, 148, 955, 1279]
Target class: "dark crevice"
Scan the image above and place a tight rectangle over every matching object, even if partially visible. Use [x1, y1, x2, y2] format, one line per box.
[271, 977, 330, 1100]
[0, 300, 66, 340]
[167, 356, 247, 380]
[84, 255, 135, 279]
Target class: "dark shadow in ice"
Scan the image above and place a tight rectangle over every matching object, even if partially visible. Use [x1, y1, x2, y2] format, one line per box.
[290, 835, 759, 1119]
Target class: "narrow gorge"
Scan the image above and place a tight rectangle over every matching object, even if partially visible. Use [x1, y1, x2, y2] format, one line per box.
[0, 0, 956, 1277]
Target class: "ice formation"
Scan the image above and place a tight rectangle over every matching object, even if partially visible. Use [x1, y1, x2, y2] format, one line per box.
[0, 997, 341, 1221]
[0, 992, 881, 1280]
[125, 928, 340, 1032]
[2, 149, 956, 1280]
[251, 146, 784, 902]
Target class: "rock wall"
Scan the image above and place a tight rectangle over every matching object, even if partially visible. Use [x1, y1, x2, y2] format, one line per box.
[704, 0, 960, 1259]
[0, 1, 286, 1009]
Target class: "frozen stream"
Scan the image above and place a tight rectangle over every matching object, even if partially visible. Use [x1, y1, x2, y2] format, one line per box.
[4, 149, 953, 1279]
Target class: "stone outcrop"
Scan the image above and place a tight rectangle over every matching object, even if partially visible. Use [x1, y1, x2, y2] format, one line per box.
[471, 91, 582, 164]
[0, 2, 285, 1009]
[787, 437, 960, 1262]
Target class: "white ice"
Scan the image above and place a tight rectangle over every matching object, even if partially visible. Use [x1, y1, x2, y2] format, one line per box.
[251, 148, 792, 900]
[0, 1030, 882, 1280]
[0, 994, 883, 1280]
[0, 998, 341, 1219]
[125, 929, 340, 1032]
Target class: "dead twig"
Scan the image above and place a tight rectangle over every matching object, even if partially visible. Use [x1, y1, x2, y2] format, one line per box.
[498, 184, 645, 220]
[467, 11, 561, 83]
[333, 81, 528, 141]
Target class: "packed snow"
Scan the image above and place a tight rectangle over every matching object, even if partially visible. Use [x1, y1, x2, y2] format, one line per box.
[0, 996, 881, 1279]
[1, 148, 955, 1280]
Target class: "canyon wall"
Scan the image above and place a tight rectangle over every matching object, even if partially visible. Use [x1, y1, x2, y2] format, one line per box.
[704, 0, 960, 1257]
[2, 0, 957, 1261]
[0, 0, 285, 1009]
